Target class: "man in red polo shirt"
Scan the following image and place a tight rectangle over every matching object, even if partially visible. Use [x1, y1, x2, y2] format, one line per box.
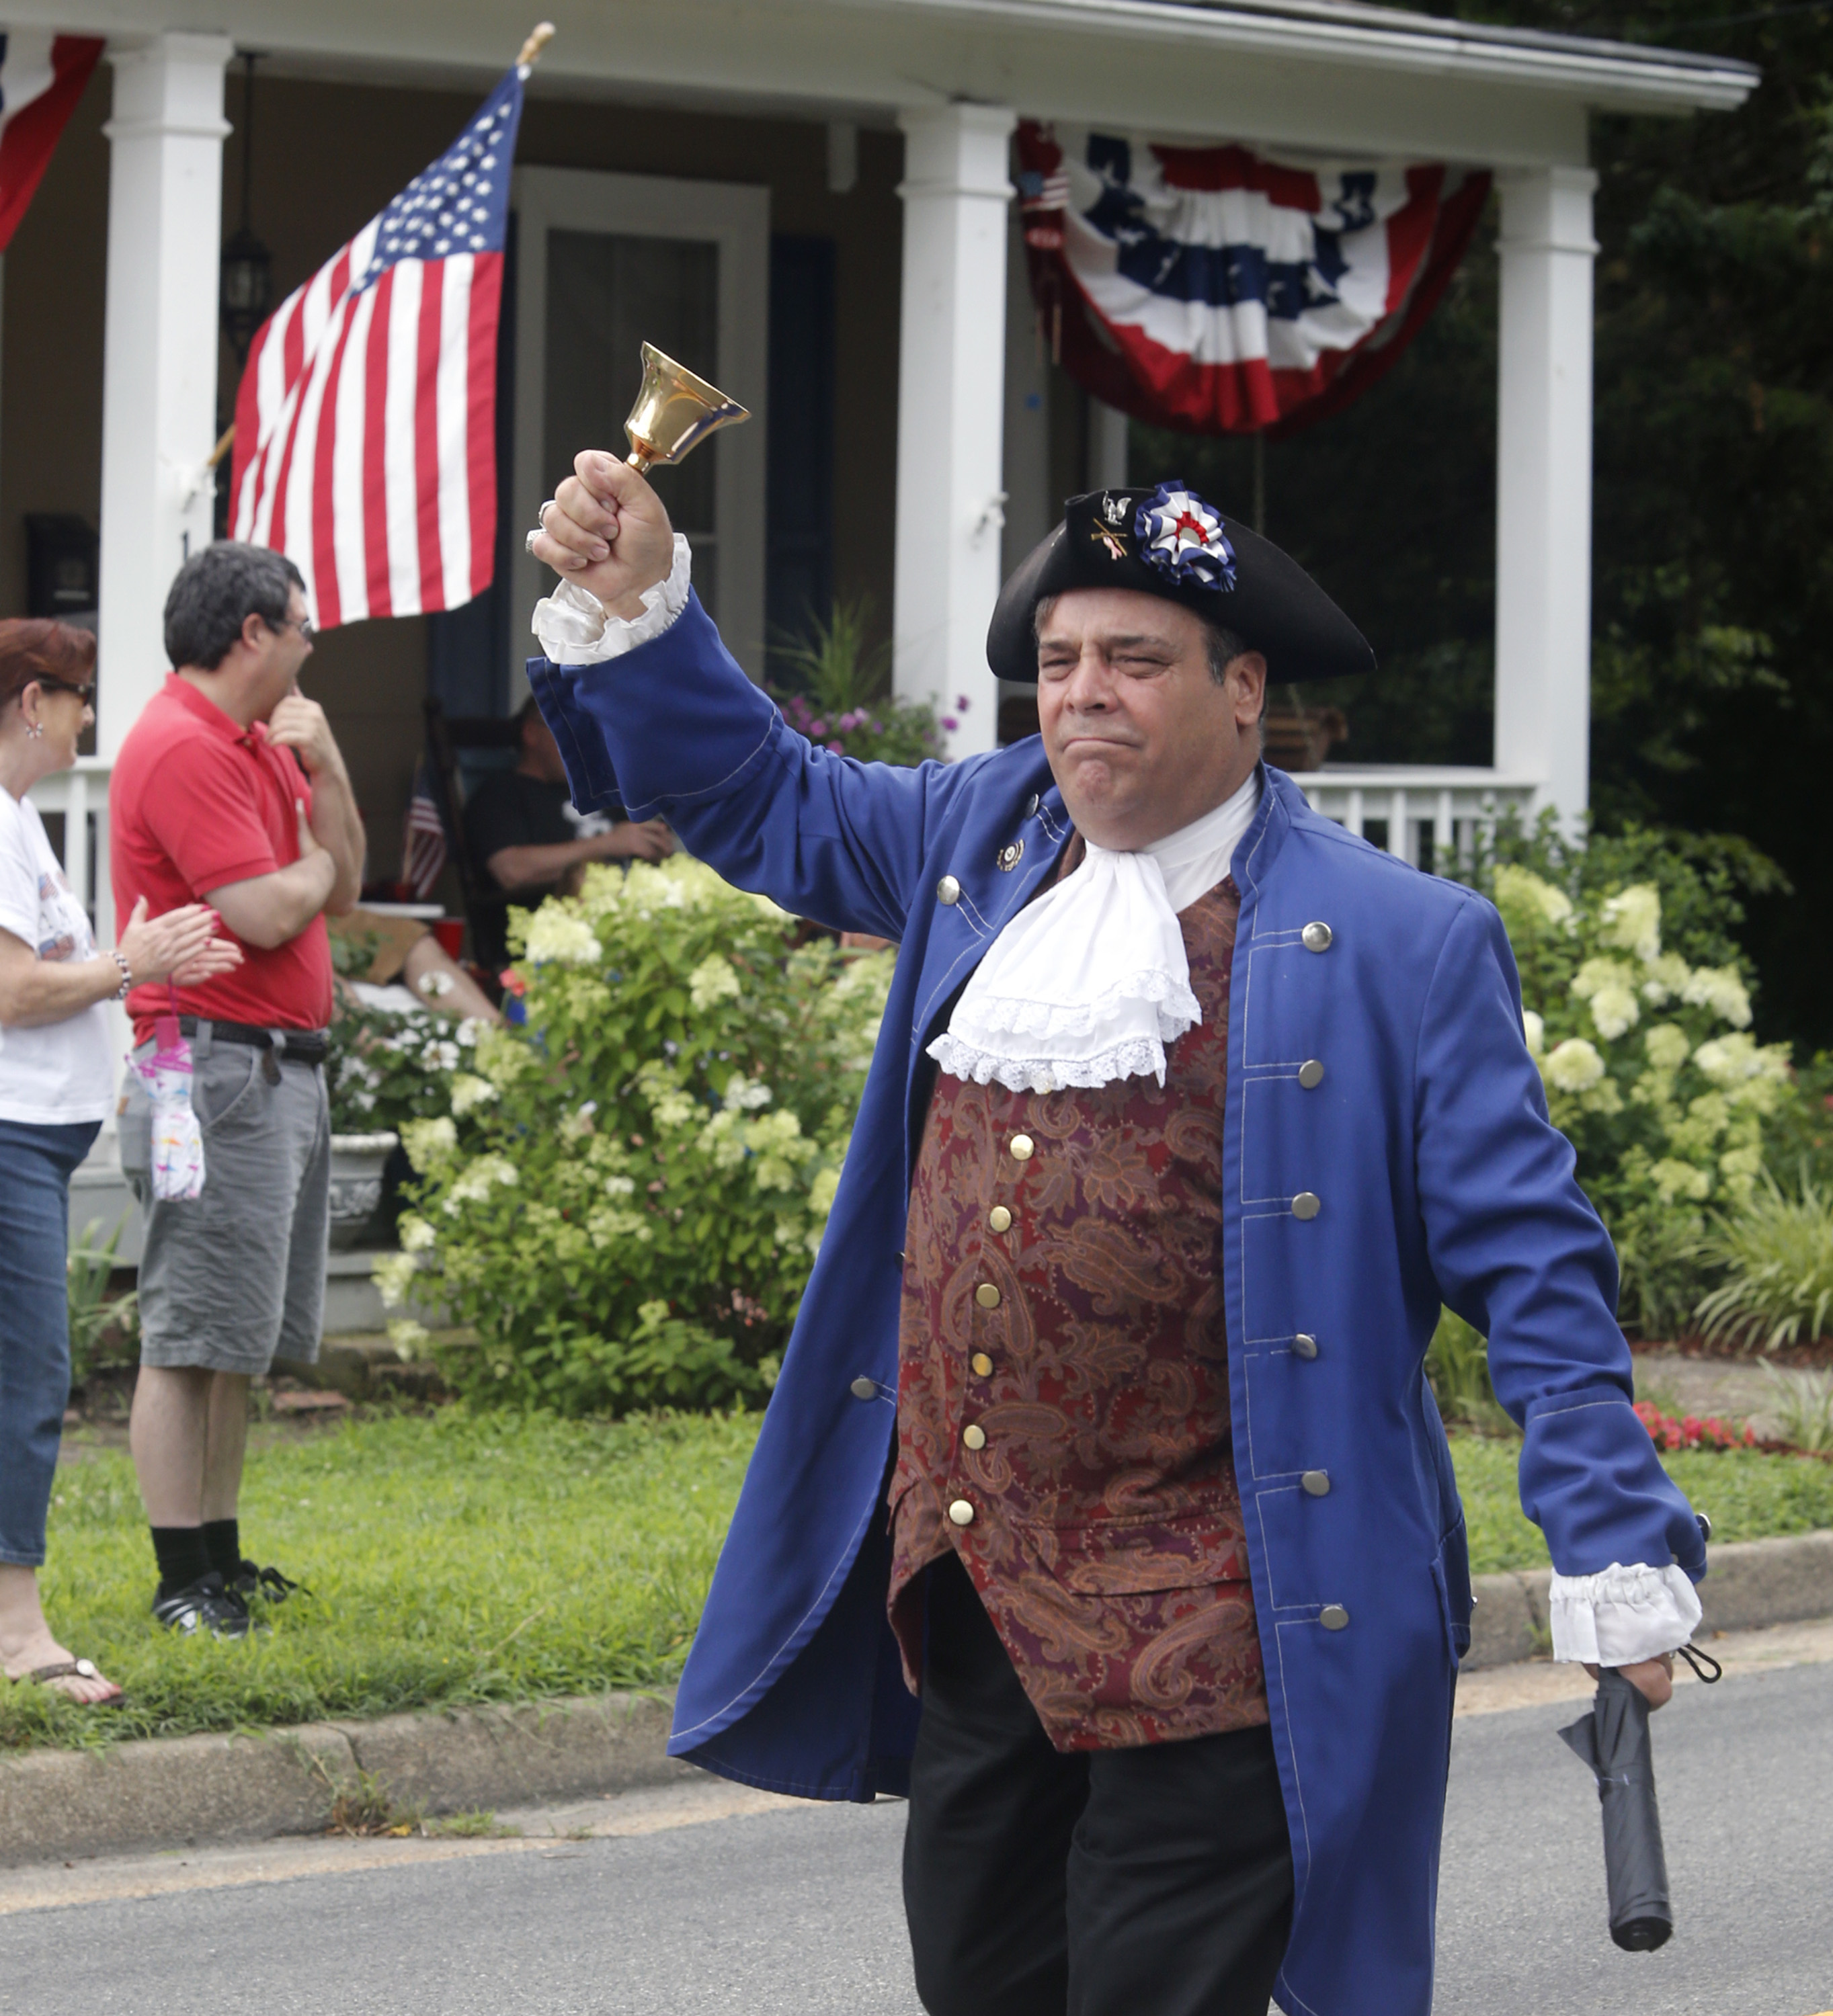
[112, 544, 365, 1636]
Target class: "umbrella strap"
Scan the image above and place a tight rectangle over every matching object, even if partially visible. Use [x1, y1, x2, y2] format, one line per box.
[1676, 1641, 1723, 1684]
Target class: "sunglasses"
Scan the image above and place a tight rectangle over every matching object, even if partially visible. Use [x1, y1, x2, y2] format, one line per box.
[37, 677, 96, 706]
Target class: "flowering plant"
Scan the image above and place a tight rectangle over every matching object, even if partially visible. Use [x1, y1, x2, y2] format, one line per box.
[1633, 1400, 1756, 1453]
[1471, 821, 1804, 1338]
[326, 991, 485, 1135]
[770, 596, 950, 765]
[380, 857, 893, 1414]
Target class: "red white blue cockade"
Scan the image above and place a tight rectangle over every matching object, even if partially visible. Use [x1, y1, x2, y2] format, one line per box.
[1135, 483, 1237, 593]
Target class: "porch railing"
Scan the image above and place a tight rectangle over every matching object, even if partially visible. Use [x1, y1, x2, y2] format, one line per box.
[1285, 765, 1539, 876]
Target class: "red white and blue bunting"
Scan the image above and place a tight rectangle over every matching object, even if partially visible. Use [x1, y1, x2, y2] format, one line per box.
[1016, 123, 1490, 439]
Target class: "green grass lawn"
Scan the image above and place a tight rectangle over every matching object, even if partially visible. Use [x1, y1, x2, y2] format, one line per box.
[8, 1409, 1830, 1754]
[6, 1407, 760, 1755]
[1452, 1435, 1833, 1574]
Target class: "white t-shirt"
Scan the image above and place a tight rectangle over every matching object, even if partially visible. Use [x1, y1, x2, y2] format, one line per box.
[0, 786, 115, 1124]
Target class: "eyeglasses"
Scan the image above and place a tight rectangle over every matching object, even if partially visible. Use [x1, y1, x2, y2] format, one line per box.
[37, 677, 96, 706]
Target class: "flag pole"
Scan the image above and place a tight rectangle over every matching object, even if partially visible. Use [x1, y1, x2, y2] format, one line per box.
[516, 22, 556, 74]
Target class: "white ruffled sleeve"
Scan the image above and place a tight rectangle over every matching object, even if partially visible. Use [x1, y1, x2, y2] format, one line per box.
[530, 534, 692, 665]
[1548, 1562, 1702, 1667]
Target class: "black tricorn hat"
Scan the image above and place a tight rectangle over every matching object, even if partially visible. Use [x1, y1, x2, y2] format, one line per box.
[987, 482, 1375, 687]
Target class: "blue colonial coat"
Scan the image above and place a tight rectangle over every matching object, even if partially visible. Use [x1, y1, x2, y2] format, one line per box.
[531, 593, 1705, 2016]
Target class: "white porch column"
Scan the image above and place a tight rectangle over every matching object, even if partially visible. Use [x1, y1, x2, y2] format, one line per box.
[1492, 165, 1598, 824]
[893, 102, 1016, 759]
[97, 32, 233, 763]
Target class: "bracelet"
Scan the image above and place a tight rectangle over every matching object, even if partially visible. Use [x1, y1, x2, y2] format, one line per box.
[110, 952, 132, 1001]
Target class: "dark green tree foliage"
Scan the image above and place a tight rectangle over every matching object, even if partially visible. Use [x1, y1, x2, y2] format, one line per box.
[1143, 1, 1833, 1048]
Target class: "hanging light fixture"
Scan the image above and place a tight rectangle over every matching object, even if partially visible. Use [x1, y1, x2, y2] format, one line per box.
[220, 51, 272, 364]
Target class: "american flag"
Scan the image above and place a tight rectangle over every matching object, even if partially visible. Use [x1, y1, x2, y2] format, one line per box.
[400, 759, 448, 900]
[0, 32, 104, 252]
[227, 66, 525, 630]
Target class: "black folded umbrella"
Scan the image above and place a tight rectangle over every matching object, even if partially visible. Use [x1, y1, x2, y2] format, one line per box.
[1559, 1668, 1673, 1951]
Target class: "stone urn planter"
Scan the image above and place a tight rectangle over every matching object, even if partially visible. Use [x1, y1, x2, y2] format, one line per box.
[328, 1132, 400, 1251]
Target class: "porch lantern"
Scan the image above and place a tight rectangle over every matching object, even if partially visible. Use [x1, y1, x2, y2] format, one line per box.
[219, 52, 270, 364]
[220, 224, 272, 362]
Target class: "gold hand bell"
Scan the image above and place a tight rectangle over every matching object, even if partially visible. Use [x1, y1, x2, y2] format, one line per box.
[623, 342, 749, 473]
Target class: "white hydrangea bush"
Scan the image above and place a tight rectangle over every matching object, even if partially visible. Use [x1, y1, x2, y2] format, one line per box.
[392, 856, 892, 1414]
[1489, 857, 1800, 1335]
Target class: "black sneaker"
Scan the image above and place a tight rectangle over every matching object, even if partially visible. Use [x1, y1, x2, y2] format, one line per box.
[229, 1560, 307, 1605]
[151, 1572, 253, 1638]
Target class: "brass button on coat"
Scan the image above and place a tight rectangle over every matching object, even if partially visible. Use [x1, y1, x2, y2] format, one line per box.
[971, 1351, 994, 1378]
[962, 1424, 987, 1452]
[948, 1499, 976, 1527]
[936, 875, 961, 906]
[1301, 1469, 1331, 1497]
[1319, 1603, 1350, 1631]
[1010, 1134, 1035, 1161]
[1302, 921, 1333, 952]
[988, 1205, 1013, 1234]
[1298, 1059, 1324, 1089]
[1293, 1333, 1319, 1360]
[1292, 1191, 1321, 1220]
[849, 1376, 878, 1400]
[975, 1283, 1002, 1310]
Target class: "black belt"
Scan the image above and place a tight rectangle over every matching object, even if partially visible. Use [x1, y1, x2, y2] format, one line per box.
[177, 1017, 329, 1068]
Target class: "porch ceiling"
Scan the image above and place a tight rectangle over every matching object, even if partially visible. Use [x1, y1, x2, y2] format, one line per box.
[41, 0, 1754, 167]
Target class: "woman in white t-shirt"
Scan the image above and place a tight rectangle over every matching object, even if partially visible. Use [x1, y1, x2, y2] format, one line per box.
[0, 620, 241, 1707]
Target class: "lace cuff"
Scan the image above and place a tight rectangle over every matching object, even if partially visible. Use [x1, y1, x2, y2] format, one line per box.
[1548, 1561, 1702, 1667]
[530, 535, 692, 665]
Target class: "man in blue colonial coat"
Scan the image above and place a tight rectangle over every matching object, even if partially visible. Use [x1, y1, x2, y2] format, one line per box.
[526, 456, 1705, 2016]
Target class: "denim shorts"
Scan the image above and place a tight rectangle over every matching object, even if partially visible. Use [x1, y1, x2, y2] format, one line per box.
[0, 1116, 101, 1565]
[120, 1025, 329, 1376]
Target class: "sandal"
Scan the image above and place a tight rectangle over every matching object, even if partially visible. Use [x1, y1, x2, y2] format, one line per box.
[18, 1657, 124, 1706]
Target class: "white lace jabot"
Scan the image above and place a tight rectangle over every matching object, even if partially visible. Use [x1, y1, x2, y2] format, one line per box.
[927, 771, 1260, 1095]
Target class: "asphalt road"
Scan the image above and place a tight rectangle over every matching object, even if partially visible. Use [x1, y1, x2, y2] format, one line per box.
[3, 1656, 1829, 2016]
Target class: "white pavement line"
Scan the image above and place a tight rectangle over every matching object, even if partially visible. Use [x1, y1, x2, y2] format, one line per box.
[1455, 1611, 1833, 1717]
[0, 1774, 799, 1916]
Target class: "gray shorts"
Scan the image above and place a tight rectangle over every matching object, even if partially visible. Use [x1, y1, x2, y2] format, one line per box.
[122, 1025, 330, 1376]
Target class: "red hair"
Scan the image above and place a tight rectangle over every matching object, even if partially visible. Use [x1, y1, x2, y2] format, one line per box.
[0, 619, 97, 711]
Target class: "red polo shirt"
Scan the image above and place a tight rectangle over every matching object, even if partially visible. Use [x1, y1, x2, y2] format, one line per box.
[110, 673, 333, 1042]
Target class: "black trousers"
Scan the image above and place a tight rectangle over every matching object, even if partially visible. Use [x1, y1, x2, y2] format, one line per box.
[903, 1555, 1294, 2016]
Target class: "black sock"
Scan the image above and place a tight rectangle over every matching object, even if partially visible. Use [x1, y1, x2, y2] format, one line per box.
[151, 1526, 212, 1597]
[202, 1519, 242, 1581]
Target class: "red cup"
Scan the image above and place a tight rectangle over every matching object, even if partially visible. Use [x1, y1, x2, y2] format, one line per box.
[432, 918, 465, 961]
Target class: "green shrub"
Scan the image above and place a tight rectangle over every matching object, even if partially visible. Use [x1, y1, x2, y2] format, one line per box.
[1759, 1365, 1833, 1453]
[1425, 1308, 1513, 1436]
[1695, 1171, 1833, 1352]
[67, 1218, 136, 1390]
[1461, 816, 1816, 1337]
[379, 857, 893, 1415]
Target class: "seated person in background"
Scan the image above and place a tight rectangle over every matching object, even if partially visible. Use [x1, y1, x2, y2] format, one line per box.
[462, 696, 674, 969]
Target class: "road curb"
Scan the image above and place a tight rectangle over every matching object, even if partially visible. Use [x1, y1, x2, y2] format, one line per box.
[1466, 1527, 1833, 1669]
[0, 1691, 686, 1870]
[5, 1531, 1828, 1867]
